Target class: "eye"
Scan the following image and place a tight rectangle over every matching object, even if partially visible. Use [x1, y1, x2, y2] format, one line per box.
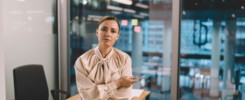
[111, 29, 117, 33]
[101, 28, 106, 31]
[111, 30, 116, 33]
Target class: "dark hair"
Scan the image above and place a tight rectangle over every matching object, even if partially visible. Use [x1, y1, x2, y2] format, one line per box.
[98, 16, 120, 33]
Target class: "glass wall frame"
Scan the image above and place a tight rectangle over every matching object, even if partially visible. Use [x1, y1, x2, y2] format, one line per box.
[58, 0, 179, 100]
[61, 0, 180, 100]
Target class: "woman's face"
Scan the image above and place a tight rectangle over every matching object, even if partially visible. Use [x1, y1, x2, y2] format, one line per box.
[96, 20, 119, 48]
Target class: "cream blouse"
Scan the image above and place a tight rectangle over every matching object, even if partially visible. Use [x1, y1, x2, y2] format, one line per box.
[75, 46, 133, 100]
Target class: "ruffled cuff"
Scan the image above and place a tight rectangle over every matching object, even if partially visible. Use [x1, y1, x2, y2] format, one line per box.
[97, 81, 118, 99]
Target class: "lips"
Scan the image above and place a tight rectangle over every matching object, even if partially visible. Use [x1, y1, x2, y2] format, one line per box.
[103, 38, 110, 41]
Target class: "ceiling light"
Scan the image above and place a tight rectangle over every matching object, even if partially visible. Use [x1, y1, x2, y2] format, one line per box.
[139, 12, 149, 16]
[241, 5, 244, 10]
[182, 11, 186, 15]
[133, 15, 144, 19]
[111, 11, 121, 15]
[107, 5, 123, 11]
[83, 0, 88, 5]
[232, 14, 236, 18]
[135, 3, 149, 9]
[124, 8, 136, 13]
[112, 0, 132, 5]
[88, 15, 103, 19]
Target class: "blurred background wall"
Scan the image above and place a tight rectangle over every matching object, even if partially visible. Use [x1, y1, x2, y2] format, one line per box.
[1, 0, 57, 100]
[0, 0, 7, 99]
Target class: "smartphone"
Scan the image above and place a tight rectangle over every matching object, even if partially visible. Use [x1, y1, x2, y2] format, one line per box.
[137, 74, 148, 80]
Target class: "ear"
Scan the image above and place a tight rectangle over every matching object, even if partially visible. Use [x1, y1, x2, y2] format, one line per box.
[116, 33, 120, 40]
[96, 29, 98, 37]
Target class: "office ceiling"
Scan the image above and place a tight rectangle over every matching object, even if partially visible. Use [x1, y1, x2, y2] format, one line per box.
[182, 0, 245, 19]
[71, 0, 245, 20]
[70, 0, 172, 20]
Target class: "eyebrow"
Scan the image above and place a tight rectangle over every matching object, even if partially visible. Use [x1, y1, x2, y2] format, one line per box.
[101, 26, 107, 28]
[101, 26, 117, 30]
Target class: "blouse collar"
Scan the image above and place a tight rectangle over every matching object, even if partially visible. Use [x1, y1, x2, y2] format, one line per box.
[94, 46, 114, 60]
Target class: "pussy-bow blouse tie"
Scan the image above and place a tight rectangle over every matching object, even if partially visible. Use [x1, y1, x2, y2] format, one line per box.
[87, 47, 117, 84]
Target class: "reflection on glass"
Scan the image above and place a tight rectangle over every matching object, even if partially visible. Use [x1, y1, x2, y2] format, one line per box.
[69, 0, 173, 100]
[179, 1, 245, 100]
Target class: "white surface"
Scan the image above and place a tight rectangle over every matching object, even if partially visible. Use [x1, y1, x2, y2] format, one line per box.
[2, 0, 56, 100]
[130, 89, 144, 99]
[0, 0, 7, 99]
[4, 34, 57, 100]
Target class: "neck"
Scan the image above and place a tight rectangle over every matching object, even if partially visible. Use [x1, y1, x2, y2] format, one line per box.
[98, 45, 112, 58]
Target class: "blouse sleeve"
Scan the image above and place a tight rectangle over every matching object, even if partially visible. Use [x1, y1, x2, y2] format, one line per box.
[75, 58, 118, 100]
[121, 56, 133, 76]
[112, 55, 133, 99]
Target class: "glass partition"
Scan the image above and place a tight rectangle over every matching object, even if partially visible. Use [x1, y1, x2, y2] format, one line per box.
[179, 1, 245, 100]
[69, 0, 173, 99]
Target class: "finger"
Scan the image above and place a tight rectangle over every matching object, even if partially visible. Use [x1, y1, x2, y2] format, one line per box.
[130, 79, 138, 83]
[130, 77, 138, 80]
[126, 84, 131, 88]
[131, 77, 138, 81]
[131, 81, 137, 84]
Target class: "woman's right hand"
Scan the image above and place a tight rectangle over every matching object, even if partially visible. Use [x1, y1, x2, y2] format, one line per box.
[115, 76, 138, 88]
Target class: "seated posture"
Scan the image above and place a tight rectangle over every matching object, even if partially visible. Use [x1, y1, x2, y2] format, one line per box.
[75, 16, 138, 100]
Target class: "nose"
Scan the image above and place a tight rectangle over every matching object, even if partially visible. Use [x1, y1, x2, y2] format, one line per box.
[105, 31, 111, 36]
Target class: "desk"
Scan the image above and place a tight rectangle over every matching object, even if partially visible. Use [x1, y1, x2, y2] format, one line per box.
[66, 94, 80, 100]
[131, 90, 150, 100]
[66, 90, 150, 100]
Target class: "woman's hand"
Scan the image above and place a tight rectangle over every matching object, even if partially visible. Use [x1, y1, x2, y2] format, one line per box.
[115, 76, 138, 88]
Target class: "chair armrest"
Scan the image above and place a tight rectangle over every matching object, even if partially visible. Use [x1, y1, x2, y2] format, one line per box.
[51, 89, 70, 100]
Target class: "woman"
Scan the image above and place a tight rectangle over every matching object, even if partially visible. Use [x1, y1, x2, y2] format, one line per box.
[75, 16, 138, 100]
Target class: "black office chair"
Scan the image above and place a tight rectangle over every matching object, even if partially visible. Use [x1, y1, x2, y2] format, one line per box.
[13, 64, 70, 100]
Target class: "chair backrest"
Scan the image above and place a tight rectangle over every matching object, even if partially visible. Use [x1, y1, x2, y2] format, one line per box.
[13, 64, 49, 100]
